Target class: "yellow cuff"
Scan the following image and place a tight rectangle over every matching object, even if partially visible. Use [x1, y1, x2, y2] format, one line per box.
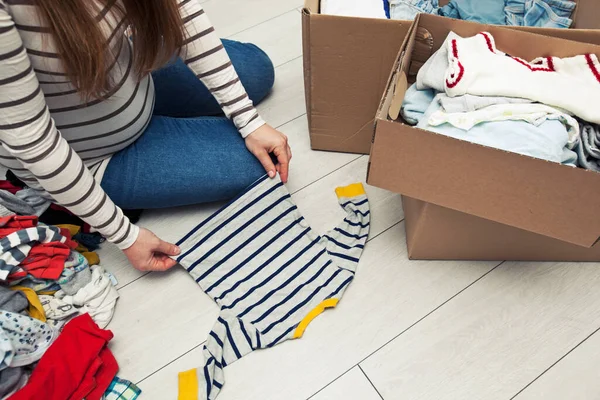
[293, 298, 339, 339]
[178, 369, 199, 400]
[335, 183, 366, 199]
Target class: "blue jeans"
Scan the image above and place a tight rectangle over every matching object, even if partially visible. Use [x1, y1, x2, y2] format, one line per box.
[101, 40, 274, 209]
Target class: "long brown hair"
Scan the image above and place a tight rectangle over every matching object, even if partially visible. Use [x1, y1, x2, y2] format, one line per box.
[35, 0, 185, 99]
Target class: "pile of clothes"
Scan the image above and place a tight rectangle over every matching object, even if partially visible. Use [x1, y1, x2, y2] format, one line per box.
[400, 31, 600, 171]
[322, 0, 577, 29]
[0, 177, 141, 399]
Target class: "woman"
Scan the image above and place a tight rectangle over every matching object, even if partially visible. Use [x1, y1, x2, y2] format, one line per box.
[0, 0, 292, 271]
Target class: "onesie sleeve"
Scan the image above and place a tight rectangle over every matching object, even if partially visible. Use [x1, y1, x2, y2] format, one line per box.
[0, 5, 139, 250]
[177, 0, 266, 138]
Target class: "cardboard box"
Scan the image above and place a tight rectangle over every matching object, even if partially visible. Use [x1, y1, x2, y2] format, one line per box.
[303, 0, 600, 155]
[367, 14, 600, 261]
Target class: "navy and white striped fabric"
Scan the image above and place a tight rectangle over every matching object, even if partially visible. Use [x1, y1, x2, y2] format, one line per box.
[175, 174, 370, 400]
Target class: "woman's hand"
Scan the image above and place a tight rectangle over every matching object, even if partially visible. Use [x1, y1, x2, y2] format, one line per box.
[123, 228, 181, 271]
[245, 124, 292, 183]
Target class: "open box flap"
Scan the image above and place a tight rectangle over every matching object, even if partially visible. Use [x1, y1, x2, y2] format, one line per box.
[368, 14, 600, 248]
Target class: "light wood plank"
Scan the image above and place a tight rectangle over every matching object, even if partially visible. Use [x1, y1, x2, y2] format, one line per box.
[205, 0, 304, 38]
[229, 10, 302, 68]
[282, 116, 360, 194]
[514, 329, 600, 400]
[311, 367, 382, 400]
[257, 57, 306, 128]
[290, 156, 402, 237]
[361, 261, 600, 400]
[137, 223, 497, 399]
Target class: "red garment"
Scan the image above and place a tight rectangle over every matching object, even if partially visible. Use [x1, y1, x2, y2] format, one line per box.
[9, 314, 119, 400]
[18, 242, 73, 280]
[0, 215, 38, 238]
[0, 181, 22, 195]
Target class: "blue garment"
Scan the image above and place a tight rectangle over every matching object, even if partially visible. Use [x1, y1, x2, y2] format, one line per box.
[389, 0, 439, 20]
[402, 84, 577, 165]
[101, 40, 274, 210]
[383, 0, 391, 18]
[439, 0, 506, 25]
[505, 0, 575, 28]
[400, 84, 436, 125]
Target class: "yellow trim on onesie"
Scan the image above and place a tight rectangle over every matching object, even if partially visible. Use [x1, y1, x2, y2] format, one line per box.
[178, 369, 199, 400]
[335, 183, 366, 199]
[293, 298, 339, 339]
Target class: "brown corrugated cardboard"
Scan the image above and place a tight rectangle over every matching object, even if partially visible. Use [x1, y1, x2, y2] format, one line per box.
[303, 0, 600, 155]
[302, 0, 410, 154]
[402, 196, 600, 261]
[368, 13, 600, 261]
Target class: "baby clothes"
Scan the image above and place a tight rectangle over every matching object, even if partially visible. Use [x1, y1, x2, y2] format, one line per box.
[576, 122, 600, 172]
[413, 91, 578, 165]
[444, 32, 600, 124]
[175, 174, 370, 400]
[56, 265, 119, 329]
[10, 313, 118, 400]
[103, 376, 142, 400]
[428, 102, 580, 144]
[58, 251, 92, 296]
[505, 0, 575, 28]
[0, 225, 74, 280]
[389, 0, 438, 20]
[321, 0, 387, 19]
[0, 287, 27, 314]
[0, 310, 56, 369]
[438, 0, 506, 25]
[438, 94, 532, 114]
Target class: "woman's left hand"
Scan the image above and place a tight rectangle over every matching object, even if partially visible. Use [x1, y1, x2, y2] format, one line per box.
[245, 124, 293, 183]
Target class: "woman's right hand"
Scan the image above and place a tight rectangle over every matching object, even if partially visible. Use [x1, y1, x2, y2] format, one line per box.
[123, 228, 181, 271]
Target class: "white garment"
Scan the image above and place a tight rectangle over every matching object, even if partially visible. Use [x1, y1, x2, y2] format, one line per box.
[428, 102, 580, 147]
[417, 31, 461, 92]
[56, 266, 119, 329]
[444, 32, 600, 124]
[321, 0, 387, 18]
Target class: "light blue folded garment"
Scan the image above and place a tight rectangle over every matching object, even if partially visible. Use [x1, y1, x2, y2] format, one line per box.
[439, 0, 506, 25]
[401, 84, 577, 165]
[400, 84, 436, 125]
[417, 97, 577, 165]
[505, 0, 576, 28]
[389, 0, 439, 20]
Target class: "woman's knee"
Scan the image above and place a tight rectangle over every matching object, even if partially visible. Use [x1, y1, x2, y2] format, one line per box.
[247, 43, 275, 97]
[222, 40, 275, 105]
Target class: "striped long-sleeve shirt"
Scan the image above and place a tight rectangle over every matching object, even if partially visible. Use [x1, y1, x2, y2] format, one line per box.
[0, 0, 265, 249]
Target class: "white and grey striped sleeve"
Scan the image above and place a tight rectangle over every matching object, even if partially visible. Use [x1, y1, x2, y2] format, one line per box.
[0, 4, 139, 250]
[178, 0, 266, 138]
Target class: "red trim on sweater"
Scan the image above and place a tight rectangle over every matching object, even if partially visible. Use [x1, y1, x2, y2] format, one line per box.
[479, 32, 495, 53]
[445, 39, 465, 89]
[510, 56, 555, 72]
[585, 54, 600, 84]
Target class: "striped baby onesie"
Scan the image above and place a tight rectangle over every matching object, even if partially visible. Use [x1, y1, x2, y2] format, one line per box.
[175, 175, 370, 400]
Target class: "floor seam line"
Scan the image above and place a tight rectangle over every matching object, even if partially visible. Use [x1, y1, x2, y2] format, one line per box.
[306, 260, 506, 399]
[358, 365, 385, 400]
[225, 7, 301, 39]
[509, 324, 600, 399]
[136, 341, 206, 385]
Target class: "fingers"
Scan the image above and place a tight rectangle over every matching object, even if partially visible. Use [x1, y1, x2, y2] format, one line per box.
[255, 149, 277, 178]
[152, 255, 178, 271]
[155, 238, 181, 257]
[273, 146, 290, 183]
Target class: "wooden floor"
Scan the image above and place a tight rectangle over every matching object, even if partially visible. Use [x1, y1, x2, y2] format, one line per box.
[98, 1, 600, 399]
